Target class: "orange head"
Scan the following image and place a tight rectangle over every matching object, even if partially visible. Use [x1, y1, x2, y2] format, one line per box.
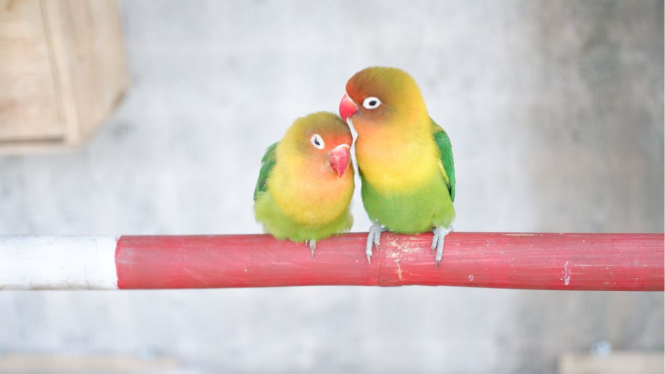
[339, 67, 428, 132]
[280, 112, 353, 178]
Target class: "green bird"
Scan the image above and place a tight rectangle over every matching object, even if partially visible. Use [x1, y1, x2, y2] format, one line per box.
[254, 112, 354, 256]
[339, 67, 456, 267]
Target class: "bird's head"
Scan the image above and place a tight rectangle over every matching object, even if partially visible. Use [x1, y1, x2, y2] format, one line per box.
[282, 112, 353, 178]
[339, 66, 428, 132]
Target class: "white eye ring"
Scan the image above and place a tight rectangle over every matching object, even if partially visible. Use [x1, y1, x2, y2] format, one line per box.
[310, 134, 325, 149]
[363, 97, 381, 109]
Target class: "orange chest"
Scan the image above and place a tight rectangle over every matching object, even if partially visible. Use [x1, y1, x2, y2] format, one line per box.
[269, 167, 354, 225]
[355, 133, 441, 193]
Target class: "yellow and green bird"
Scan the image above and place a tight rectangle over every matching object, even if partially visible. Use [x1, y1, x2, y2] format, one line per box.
[254, 112, 354, 256]
[339, 67, 456, 267]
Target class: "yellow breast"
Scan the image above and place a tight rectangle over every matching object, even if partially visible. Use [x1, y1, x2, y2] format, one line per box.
[355, 129, 441, 193]
[269, 164, 354, 226]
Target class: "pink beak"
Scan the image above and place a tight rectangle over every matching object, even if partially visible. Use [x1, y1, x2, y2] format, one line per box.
[329, 144, 350, 177]
[339, 94, 358, 121]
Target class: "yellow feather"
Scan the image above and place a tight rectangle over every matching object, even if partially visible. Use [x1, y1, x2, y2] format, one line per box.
[354, 117, 441, 194]
[269, 142, 354, 226]
[269, 163, 354, 226]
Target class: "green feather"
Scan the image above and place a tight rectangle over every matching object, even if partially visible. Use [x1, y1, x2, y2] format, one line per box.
[254, 194, 353, 242]
[432, 120, 456, 202]
[253, 142, 278, 201]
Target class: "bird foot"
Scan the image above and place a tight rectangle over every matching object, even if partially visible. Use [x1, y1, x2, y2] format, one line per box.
[431, 225, 453, 269]
[366, 222, 385, 264]
[307, 240, 317, 258]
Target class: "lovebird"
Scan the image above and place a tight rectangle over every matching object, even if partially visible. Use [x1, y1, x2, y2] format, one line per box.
[254, 112, 354, 256]
[339, 67, 456, 267]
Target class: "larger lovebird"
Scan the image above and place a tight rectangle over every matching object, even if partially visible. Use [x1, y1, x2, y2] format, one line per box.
[339, 67, 456, 267]
[254, 112, 355, 256]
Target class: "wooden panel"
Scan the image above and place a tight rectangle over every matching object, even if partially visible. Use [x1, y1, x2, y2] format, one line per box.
[559, 353, 664, 374]
[43, 0, 129, 143]
[0, 353, 179, 373]
[0, 0, 127, 152]
[0, 0, 64, 141]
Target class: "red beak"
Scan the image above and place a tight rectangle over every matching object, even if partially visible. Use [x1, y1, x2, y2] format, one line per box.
[329, 144, 350, 177]
[339, 94, 358, 121]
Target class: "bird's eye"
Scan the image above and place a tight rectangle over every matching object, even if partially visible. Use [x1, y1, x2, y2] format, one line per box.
[363, 97, 381, 110]
[310, 134, 325, 149]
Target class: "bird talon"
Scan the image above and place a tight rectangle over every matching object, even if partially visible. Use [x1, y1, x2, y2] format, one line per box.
[365, 223, 383, 264]
[373, 232, 382, 251]
[308, 240, 317, 258]
[431, 232, 439, 254]
[432, 225, 453, 269]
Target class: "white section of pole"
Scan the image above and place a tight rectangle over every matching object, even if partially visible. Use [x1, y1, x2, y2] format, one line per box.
[0, 236, 118, 290]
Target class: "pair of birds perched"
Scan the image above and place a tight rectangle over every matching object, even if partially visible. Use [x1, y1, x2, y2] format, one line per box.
[254, 67, 456, 267]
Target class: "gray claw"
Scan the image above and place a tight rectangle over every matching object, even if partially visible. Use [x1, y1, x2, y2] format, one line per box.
[374, 231, 382, 251]
[365, 222, 384, 264]
[308, 240, 317, 258]
[432, 225, 453, 269]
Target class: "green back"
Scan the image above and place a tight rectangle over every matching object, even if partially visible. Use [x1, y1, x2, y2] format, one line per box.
[432, 121, 455, 202]
[253, 142, 278, 201]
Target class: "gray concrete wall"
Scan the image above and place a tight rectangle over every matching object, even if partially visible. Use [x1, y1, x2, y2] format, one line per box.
[0, 1, 662, 373]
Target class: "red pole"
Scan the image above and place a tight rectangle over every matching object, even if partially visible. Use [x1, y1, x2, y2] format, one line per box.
[115, 233, 664, 291]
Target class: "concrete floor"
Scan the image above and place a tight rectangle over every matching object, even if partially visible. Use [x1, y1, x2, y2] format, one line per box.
[0, 1, 663, 373]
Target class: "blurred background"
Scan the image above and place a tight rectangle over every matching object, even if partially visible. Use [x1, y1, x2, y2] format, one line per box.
[0, 0, 663, 373]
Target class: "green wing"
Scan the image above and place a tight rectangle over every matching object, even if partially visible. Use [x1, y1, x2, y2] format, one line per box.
[432, 121, 456, 202]
[253, 142, 278, 201]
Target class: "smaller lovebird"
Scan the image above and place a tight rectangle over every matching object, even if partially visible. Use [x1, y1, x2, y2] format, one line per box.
[339, 67, 456, 267]
[254, 112, 354, 256]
